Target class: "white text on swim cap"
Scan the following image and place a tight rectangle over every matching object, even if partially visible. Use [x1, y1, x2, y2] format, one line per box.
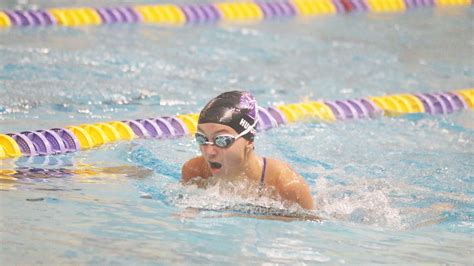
[239, 118, 256, 134]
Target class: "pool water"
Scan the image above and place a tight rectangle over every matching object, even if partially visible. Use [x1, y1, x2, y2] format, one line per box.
[1, 2, 473, 264]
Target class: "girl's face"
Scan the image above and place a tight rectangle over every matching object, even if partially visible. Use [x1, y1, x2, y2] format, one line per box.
[197, 123, 250, 178]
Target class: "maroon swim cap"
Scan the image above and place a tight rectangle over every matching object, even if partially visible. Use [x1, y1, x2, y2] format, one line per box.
[198, 91, 257, 141]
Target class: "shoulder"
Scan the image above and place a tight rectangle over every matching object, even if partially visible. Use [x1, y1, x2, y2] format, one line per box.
[181, 156, 210, 183]
[263, 157, 314, 210]
[263, 158, 298, 184]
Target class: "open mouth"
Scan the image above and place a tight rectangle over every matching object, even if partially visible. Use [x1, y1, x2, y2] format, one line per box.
[209, 161, 222, 170]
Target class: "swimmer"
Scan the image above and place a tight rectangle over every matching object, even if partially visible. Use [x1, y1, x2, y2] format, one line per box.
[181, 91, 314, 210]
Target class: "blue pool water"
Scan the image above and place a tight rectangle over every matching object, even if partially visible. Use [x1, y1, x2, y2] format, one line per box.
[1, 2, 473, 264]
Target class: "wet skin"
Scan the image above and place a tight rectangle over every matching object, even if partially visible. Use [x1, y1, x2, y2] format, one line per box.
[181, 123, 315, 210]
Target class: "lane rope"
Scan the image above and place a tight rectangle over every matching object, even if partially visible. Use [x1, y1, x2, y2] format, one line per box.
[1, 89, 472, 159]
[1, 0, 471, 28]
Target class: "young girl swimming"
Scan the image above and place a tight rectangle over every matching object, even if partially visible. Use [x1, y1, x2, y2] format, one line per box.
[181, 91, 314, 210]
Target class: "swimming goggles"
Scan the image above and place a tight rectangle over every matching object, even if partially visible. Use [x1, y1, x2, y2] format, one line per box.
[195, 116, 258, 148]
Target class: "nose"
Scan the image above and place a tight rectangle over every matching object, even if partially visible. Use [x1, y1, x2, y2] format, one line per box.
[201, 144, 218, 157]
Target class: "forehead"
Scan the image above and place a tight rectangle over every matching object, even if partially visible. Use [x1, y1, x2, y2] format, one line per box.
[197, 123, 237, 136]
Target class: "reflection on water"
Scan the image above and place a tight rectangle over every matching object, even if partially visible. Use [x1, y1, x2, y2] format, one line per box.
[0, 159, 154, 191]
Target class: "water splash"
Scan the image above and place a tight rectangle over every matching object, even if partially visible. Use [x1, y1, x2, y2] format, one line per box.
[313, 175, 456, 230]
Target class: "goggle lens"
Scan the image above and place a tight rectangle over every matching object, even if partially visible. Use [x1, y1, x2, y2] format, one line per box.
[195, 133, 236, 148]
[214, 135, 235, 148]
[195, 133, 208, 145]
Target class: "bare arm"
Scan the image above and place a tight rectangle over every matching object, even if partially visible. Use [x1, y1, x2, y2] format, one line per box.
[275, 165, 314, 210]
[181, 156, 210, 185]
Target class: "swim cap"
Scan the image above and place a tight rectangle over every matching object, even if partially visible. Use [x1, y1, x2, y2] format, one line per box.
[198, 91, 257, 141]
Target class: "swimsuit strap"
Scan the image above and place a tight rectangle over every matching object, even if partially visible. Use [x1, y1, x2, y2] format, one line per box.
[259, 157, 267, 187]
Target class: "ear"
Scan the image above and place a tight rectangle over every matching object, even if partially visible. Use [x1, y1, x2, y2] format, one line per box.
[245, 140, 254, 152]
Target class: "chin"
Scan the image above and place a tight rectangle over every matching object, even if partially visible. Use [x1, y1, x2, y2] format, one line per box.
[210, 167, 231, 178]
